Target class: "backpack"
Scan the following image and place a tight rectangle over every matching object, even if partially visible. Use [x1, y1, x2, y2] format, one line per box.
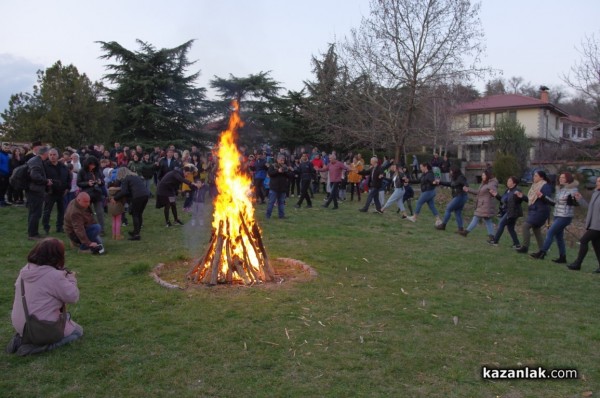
[9, 163, 30, 191]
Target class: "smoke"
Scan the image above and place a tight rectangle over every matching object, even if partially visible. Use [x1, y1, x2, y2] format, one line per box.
[182, 202, 214, 259]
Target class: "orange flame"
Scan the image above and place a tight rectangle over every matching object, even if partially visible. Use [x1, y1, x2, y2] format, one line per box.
[188, 100, 271, 284]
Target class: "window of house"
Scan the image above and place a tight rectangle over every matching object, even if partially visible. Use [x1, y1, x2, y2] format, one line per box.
[572, 126, 576, 137]
[584, 127, 589, 139]
[495, 112, 504, 125]
[577, 127, 582, 138]
[469, 113, 491, 128]
[555, 116, 559, 130]
[469, 146, 481, 162]
[494, 111, 517, 125]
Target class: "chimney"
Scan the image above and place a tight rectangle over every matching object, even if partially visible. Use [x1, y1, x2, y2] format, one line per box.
[539, 85, 550, 103]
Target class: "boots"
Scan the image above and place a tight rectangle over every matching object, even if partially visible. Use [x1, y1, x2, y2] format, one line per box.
[516, 246, 528, 253]
[458, 229, 468, 237]
[567, 262, 581, 271]
[552, 255, 567, 264]
[435, 223, 446, 231]
[529, 250, 546, 259]
[487, 235, 494, 243]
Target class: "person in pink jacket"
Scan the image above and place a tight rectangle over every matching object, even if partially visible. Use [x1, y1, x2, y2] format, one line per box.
[316, 153, 352, 209]
[6, 238, 83, 356]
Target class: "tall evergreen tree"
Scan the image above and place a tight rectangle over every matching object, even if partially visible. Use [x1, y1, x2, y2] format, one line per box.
[304, 43, 349, 148]
[208, 72, 283, 146]
[272, 89, 314, 150]
[98, 39, 208, 145]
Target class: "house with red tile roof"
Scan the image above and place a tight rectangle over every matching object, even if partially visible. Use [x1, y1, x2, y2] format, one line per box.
[562, 114, 597, 142]
[452, 88, 570, 174]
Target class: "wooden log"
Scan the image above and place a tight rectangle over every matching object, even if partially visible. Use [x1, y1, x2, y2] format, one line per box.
[239, 213, 267, 268]
[225, 238, 233, 283]
[251, 222, 275, 281]
[208, 222, 224, 285]
[187, 232, 217, 282]
[233, 257, 251, 285]
[246, 262, 261, 283]
[240, 241, 261, 282]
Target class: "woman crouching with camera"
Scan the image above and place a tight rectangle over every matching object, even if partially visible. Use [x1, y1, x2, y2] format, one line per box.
[6, 238, 83, 356]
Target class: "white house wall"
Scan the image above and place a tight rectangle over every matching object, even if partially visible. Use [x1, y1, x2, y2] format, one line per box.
[519, 108, 562, 141]
[454, 109, 562, 142]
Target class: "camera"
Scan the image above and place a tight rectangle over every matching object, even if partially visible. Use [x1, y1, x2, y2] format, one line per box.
[91, 244, 105, 255]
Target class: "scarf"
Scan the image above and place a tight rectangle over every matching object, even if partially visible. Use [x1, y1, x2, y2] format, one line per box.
[528, 180, 546, 205]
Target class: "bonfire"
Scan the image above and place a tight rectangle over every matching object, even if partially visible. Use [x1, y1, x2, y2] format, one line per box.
[187, 101, 275, 285]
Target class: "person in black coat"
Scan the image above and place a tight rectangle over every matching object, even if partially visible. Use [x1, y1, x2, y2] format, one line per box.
[436, 167, 468, 231]
[112, 168, 151, 240]
[156, 149, 179, 181]
[294, 153, 316, 209]
[42, 148, 70, 234]
[488, 176, 524, 247]
[26, 147, 51, 239]
[406, 162, 441, 223]
[76, 155, 106, 234]
[155, 165, 199, 227]
[266, 154, 293, 219]
[515, 170, 553, 254]
[358, 156, 385, 213]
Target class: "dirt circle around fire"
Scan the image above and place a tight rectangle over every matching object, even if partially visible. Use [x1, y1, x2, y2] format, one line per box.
[151, 257, 318, 290]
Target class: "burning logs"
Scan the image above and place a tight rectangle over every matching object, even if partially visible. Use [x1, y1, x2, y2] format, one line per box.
[186, 99, 275, 286]
[186, 216, 275, 286]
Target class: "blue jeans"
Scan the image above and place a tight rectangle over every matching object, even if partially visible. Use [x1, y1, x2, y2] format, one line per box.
[441, 194, 468, 228]
[266, 191, 287, 218]
[382, 187, 405, 211]
[541, 216, 572, 255]
[415, 189, 439, 217]
[143, 178, 152, 194]
[73, 224, 102, 249]
[493, 214, 520, 245]
[47, 315, 83, 352]
[466, 215, 494, 235]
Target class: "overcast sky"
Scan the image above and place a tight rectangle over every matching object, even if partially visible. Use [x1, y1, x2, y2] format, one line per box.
[1, 0, 598, 116]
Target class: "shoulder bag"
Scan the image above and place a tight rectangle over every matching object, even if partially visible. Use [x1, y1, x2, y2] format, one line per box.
[20, 278, 66, 345]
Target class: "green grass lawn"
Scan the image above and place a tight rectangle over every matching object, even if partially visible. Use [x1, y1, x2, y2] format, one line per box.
[1, 191, 599, 397]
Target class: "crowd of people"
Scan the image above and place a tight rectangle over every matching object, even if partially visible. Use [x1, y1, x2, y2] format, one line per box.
[2, 139, 600, 356]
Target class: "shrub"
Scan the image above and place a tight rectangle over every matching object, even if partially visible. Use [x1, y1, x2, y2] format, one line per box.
[493, 153, 521, 184]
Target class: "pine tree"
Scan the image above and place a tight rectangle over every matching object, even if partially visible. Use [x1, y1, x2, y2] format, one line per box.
[98, 40, 208, 145]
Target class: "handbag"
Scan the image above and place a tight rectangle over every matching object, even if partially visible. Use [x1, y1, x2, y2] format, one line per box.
[20, 279, 67, 346]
